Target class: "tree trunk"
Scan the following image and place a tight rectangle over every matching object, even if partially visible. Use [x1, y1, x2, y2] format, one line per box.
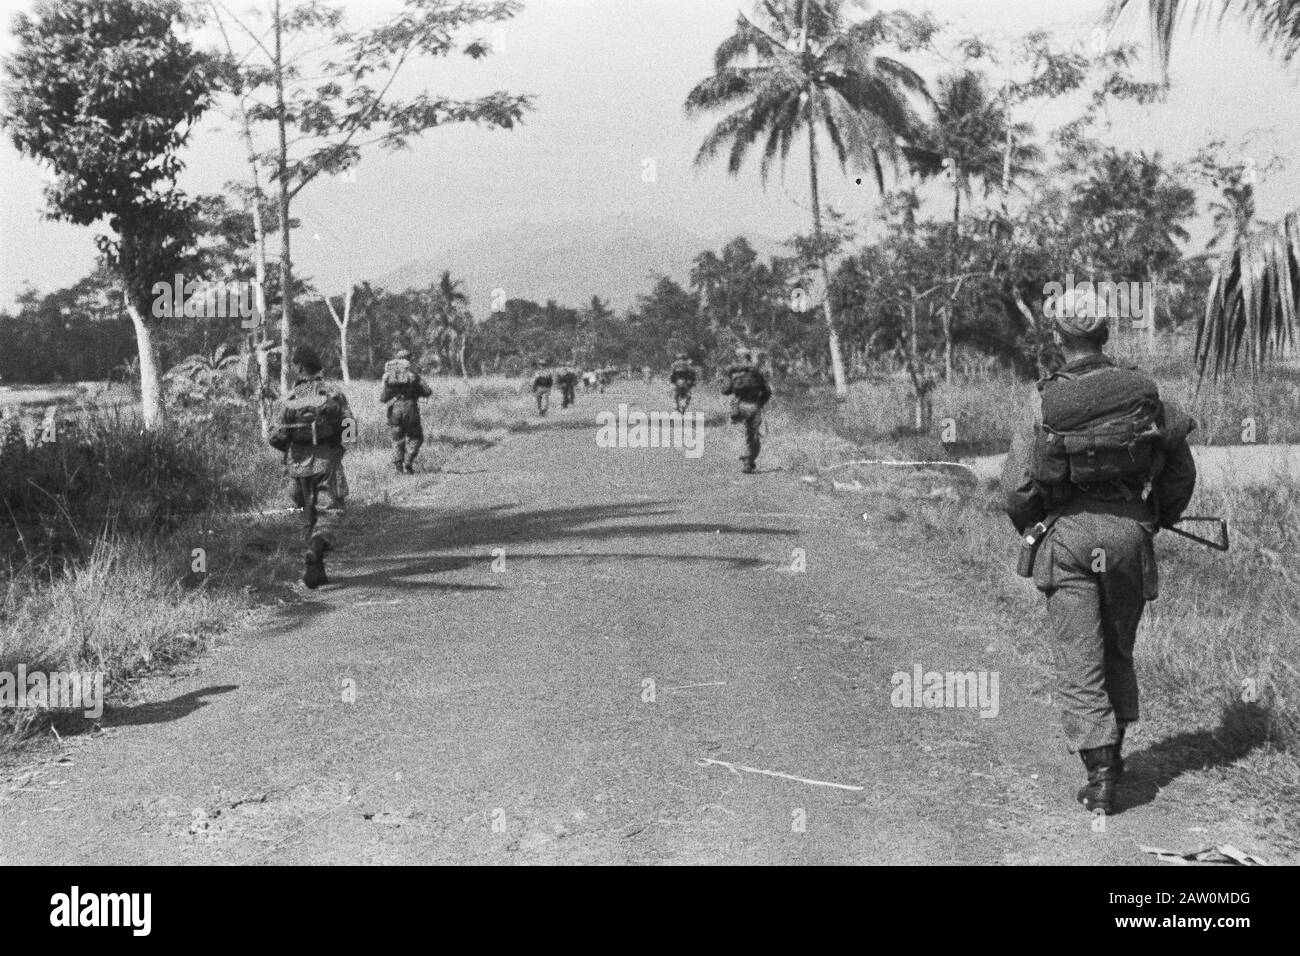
[1146, 271, 1157, 352]
[213, 0, 271, 439]
[274, 0, 292, 397]
[944, 185, 960, 383]
[124, 291, 163, 429]
[807, 120, 848, 399]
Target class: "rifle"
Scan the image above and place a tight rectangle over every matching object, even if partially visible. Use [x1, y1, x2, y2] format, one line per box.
[1165, 516, 1230, 552]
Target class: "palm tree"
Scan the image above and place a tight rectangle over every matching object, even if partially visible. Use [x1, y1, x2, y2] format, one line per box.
[685, 0, 931, 398]
[902, 70, 1041, 379]
[427, 270, 470, 377]
[1108, 0, 1300, 377]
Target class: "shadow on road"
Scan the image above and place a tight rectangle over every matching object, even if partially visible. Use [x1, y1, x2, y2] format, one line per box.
[40, 685, 240, 739]
[1118, 700, 1274, 813]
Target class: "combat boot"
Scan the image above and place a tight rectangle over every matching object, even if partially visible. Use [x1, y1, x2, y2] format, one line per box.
[403, 459, 416, 474]
[741, 456, 756, 474]
[303, 536, 329, 589]
[393, 461, 405, 475]
[1076, 744, 1120, 814]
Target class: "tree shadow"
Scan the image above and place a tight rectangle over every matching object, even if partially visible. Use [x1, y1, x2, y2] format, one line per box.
[40, 684, 240, 739]
[1116, 700, 1274, 813]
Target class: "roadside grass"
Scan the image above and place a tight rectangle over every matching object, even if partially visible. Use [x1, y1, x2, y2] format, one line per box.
[768, 367, 1300, 841]
[0, 374, 529, 752]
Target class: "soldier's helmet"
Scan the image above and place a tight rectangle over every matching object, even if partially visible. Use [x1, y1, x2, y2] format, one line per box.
[292, 346, 323, 374]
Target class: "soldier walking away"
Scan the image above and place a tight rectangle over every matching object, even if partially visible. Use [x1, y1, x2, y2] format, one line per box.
[1001, 291, 1196, 815]
[531, 360, 553, 416]
[269, 346, 354, 589]
[556, 363, 579, 409]
[722, 349, 771, 474]
[669, 352, 697, 413]
[381, 349, 433, 474]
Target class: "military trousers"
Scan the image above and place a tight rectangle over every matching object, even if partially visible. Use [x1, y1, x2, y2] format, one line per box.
[731, 400, 763, 466]
[386, 402, 424, 467]
[1033, 505, 1158, 752]
[287, 444, 346, 551]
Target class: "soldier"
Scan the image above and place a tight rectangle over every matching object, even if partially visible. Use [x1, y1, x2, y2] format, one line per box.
[381, 348, 432, 474]
[556, 363, 579, 409]
[668, 352, 697, 413]
[269, 346, 353, 589]
[1001, 291, 1196, 815]
[531, 360, 553, 416]
[721, 349, 771, 474]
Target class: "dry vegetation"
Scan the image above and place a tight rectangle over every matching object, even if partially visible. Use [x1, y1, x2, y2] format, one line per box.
[0, 374, 528, 749]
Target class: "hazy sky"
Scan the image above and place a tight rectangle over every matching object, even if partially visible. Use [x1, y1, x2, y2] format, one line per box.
[1, 0, 1296, 310]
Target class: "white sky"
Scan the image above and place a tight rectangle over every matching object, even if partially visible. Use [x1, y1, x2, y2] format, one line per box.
[0, 0, 1296, 309]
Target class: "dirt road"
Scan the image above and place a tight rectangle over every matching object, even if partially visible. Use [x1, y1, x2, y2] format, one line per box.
[0, 384, 1288, 865]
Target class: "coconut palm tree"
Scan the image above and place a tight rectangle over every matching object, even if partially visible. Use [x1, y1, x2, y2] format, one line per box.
[1108, 0, 1300, 377]
[685, 0, 931, 398]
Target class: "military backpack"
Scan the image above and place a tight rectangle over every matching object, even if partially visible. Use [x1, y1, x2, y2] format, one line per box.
[279, 384, 344, 447]
[729, 367, 765, 401]
[1031, 364, 1163, 500]
[383, 359, 416, 387]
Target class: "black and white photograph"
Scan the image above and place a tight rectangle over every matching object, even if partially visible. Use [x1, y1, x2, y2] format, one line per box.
[0, 0, 1294, 899]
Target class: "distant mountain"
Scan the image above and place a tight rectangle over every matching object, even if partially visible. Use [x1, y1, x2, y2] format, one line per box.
[375, 215, 783, 313]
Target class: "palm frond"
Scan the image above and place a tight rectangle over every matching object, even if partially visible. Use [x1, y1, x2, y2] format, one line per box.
[1197, 209, 1300, 379]
[1107, 1, 1300, 78]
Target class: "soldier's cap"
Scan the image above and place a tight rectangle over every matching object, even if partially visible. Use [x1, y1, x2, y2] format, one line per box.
[675, 352, 688, 360]
[1050, 288, 1110, 339]
[291, 346, 323, 373]
[392, 349, 411, 361]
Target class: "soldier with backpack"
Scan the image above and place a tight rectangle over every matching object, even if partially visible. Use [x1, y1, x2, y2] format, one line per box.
[269, 346, 353, 589]
[556, 363, 579, 409]
[722, 349, 771, 474]
[1001, 290, 1196, 815]
[381, 349, 433, 474]
[531, 360, 553, 416]
[669, 353, 697, 413]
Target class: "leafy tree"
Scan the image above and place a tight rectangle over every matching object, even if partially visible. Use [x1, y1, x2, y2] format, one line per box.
[902, 69, 1041, 380]
[210, 0, 534, 393]
[1069, 148, 1197, 343]
[2, 0, 219, 427]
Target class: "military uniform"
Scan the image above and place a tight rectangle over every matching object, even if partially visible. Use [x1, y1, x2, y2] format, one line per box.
[556, 366, 578, 409]
[532, 368, 553, 415]
[722, 360, 771, 473]
[669, 357, 696, 411]
[1002, 350, 1196, 809]
[270, 365, 352, 587]
[381, 353, 433, 473]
